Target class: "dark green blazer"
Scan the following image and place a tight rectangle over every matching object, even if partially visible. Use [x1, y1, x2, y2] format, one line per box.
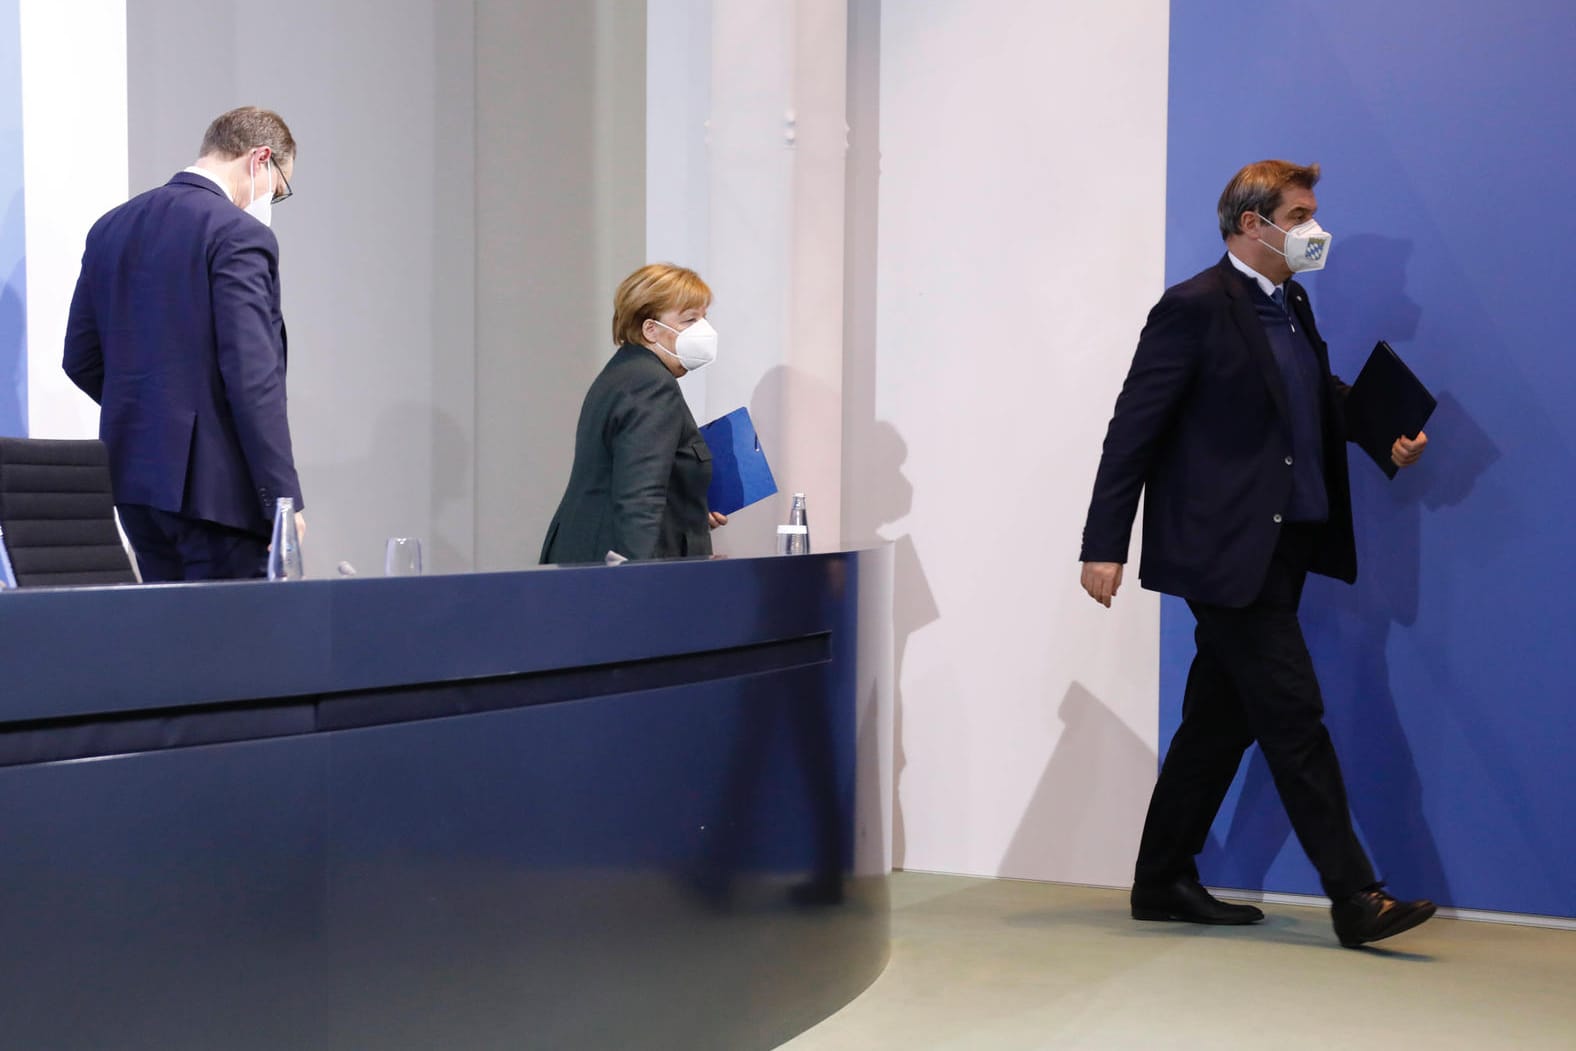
[540, 343, 713, 564]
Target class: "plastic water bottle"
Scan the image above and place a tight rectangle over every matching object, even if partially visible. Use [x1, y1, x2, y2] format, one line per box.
[268, 497, 304, 580]
[789, 493, 810, 553]
[776, 492, 811, 555]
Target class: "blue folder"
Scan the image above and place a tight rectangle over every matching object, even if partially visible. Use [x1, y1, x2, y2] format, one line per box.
[699, 407, 778, 516]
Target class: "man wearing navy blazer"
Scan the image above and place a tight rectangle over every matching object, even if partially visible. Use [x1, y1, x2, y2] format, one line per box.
[64, 106, 302, 581]
[1079, 160, 1436, 948]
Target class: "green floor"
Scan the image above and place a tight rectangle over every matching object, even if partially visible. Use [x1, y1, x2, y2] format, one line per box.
[782, 871, 1576, 1050]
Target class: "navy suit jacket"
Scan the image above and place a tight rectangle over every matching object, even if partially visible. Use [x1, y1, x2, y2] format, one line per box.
[1080, 255, 1357, 608]
[63, 171, 301, 537]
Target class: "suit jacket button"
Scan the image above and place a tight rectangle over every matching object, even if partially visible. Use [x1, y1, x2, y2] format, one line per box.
[1273, 513, 1283, 524]
[1284, 456, 1294, 466]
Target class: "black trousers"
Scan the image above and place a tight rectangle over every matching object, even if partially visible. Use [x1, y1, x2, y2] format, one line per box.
[118, 504, 269, 582]
[1133, 524, 1376, 901]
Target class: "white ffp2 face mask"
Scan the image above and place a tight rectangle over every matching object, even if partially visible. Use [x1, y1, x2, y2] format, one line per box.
[652, 317, 718, 372]
[1257, 213, 1331, 272]
[245, 155, 275, 228]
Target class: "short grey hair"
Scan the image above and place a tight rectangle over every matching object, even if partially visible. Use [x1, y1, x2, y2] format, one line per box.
[1217, 160, 1320, 240]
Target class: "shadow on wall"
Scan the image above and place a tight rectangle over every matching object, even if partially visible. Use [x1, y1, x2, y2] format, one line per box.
[840, 410, 936, 869]
[1201, 234, 1499, 901]
[726, 364, 804, 557]
[727, 363, 851, 557]
[998, 683, 1157, 884]
[1, 193, 25, 437]
[1316, 234, 1422, 350]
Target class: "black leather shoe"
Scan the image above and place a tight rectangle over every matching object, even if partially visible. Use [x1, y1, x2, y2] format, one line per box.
[1131, 876, 1265, 925]
[1331, 886, 1436, 948]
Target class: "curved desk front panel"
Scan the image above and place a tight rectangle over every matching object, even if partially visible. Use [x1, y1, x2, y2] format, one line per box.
[0, 548, 894, 1050]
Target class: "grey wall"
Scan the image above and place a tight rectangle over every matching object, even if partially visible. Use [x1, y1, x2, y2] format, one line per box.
[474, 0, 647, 571]
[126, 0, 645, 576]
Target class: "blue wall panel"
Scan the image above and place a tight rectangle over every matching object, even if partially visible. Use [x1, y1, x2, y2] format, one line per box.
[1164, 1, 1576, 916]
[1, 0, 26, 436]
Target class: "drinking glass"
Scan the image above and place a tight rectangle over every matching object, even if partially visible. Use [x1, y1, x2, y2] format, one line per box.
[385, 537, 423, 576]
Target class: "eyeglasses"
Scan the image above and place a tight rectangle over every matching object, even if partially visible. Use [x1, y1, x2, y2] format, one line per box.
[255, 148, 293, 204]
[271, 159, 293, 205]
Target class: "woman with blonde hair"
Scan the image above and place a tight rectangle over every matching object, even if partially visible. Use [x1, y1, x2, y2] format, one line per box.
[539, 263, 727, 564]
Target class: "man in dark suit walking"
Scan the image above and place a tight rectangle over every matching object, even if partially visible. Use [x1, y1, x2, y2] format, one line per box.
[1079, 160, 1436, 948]
[64, 106, 303, 581]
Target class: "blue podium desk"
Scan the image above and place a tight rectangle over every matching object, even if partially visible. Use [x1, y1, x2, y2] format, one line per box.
[0, 547, 894, 1051]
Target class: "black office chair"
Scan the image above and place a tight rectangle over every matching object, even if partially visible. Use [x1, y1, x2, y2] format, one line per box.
[0, 437, 138, 587]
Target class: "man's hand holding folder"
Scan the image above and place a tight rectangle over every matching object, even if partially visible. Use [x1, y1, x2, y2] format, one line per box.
[1345, 340, 1436, 478]
[1391, 431, 1428, 469]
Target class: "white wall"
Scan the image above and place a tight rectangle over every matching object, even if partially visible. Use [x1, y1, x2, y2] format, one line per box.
[645, 0, 1169, 887]
[645, 0, 711, 423]
[20, 0, 126, 441]
[645, 0, 850, 558]
[856, 1, 1169, 885]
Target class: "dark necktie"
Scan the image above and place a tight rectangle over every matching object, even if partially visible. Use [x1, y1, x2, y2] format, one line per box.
[1271, 285, 1297, 333]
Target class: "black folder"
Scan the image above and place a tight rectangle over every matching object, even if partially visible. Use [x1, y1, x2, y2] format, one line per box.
[1345, 340, 1436, 478]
